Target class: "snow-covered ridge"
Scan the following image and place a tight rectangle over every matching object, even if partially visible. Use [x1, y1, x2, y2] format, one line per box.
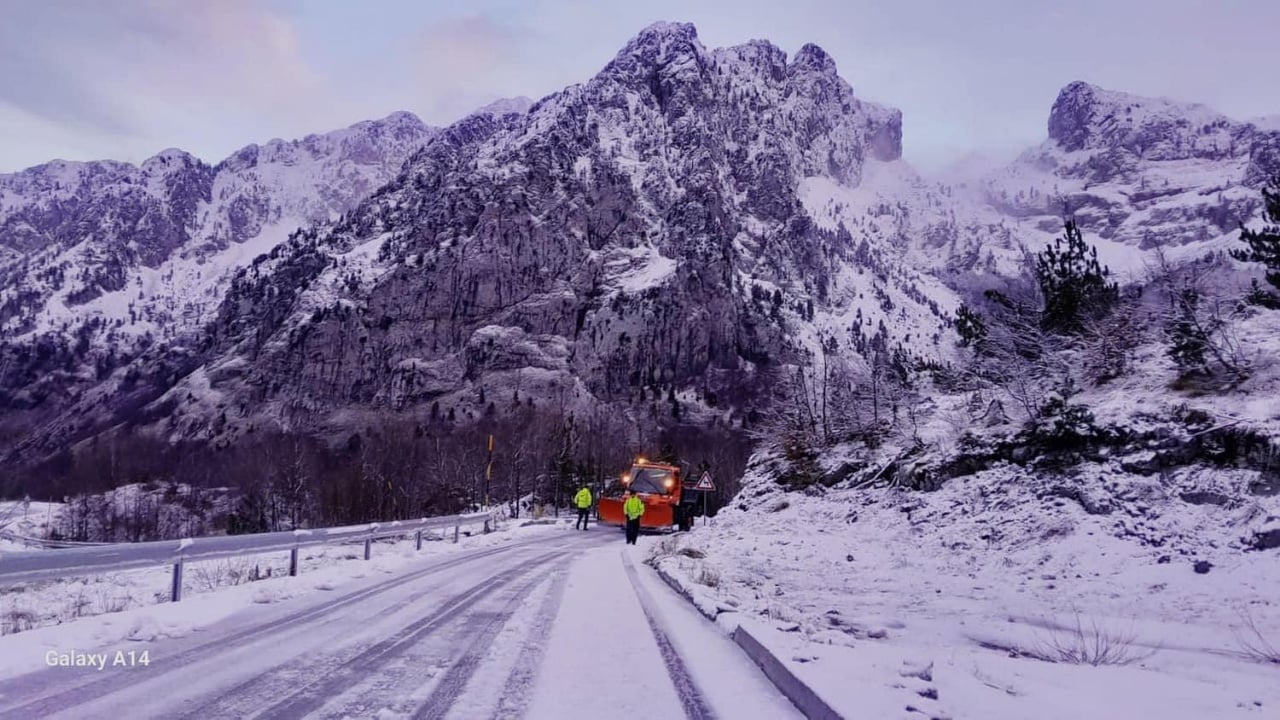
[0, 111, 438, 344]
[471, 96, 534, 118]
[1048, 81, 1252, 160]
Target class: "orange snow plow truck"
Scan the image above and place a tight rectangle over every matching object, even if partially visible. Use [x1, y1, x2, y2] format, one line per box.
[597, 458, 693, 532]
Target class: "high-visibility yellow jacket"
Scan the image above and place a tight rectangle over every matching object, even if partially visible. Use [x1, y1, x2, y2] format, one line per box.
[574, 488, 592, 509]
[623, 495, 645, 520]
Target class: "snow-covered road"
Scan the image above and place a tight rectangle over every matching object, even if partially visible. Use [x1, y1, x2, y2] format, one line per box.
[0, 528, 799, 719]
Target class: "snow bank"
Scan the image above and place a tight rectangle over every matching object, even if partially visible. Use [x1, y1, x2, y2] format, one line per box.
[649, 458, 1280, 718]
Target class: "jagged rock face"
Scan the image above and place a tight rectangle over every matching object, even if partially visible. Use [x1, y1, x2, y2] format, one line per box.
[0, 113, 437, 462]
[0, 155, 214, 313]
[1047, 81, 1257, 162]
[0, 112, 436, 341]
[188, 22, 926, 441]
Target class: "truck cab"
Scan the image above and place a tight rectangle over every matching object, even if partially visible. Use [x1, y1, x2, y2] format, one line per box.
[596, 458, 693, 532]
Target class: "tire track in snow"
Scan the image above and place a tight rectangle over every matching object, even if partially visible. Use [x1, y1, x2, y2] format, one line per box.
[0, 537, 557, 719]
[412, 564, 568, 720]
[189, 549, 566, 720]
[622, 550, 716, 720]
[488, 563, 571, 720]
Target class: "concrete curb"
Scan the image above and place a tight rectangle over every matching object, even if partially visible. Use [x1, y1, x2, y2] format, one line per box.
[731, 622, 844, 720]
[651, 560, 843, 720]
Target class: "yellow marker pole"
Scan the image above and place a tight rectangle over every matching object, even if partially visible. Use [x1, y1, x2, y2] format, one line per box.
[485, 434, 494, 507]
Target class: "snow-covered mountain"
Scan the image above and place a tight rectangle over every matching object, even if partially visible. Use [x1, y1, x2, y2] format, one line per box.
[977, 81, 1280, 278]
[0, 112, 438, 459]
[2, 23, 1278, 470]
[0, 111, 437, 344]
[159, 21, 960, 449]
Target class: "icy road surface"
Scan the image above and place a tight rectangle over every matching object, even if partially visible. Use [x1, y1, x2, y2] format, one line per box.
[0, 529, 799, 719]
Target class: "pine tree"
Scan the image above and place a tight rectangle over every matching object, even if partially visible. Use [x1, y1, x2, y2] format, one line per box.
[1165, 286, 1210, 374]
[1231, 179, 1280, 301]
[954, 304, 988, 348]
[1036, 220, 1118, 334]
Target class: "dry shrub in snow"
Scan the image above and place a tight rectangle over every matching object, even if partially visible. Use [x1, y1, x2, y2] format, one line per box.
[190, 558, 260, 592]
[1, 609, 36, 636]
[646, 536, 682, 565]
[693, 565, 721, 588]
[1235, 610, 1280, 665]
[1032, 614, 1157, 667]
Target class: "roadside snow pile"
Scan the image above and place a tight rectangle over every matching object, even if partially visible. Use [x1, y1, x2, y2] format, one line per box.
[0, 500, 65, 549]
[653, 458, 1280, 719]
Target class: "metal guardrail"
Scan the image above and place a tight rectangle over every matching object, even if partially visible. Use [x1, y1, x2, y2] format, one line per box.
[0, 511, 498, 601]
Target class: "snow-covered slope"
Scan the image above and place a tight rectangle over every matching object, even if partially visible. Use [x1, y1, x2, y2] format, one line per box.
[0, 112, 440, 464]
[656, 451, 1280, 718]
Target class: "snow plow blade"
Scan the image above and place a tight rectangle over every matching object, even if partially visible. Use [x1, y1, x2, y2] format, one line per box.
[596, 459, 691, 532]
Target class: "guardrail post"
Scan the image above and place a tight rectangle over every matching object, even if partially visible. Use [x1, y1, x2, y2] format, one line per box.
[172, 538, 192, 602]
[415, 529, 423, 550]
[364, 522, 378, 560]
[290, 529, 308, 577]
[454, 522, 460, 543]
[484, 517, 491, 534]
[171, 559, 184, 602]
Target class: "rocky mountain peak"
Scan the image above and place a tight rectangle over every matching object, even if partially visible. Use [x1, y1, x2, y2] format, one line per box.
[791, 43, 837, 75]
[604, 21, 707, 84]
[630, 20, 701, 47]
[1047, 80, 1250, 162]
[141, 148, 202, 173]
[981, 81, 1280, 260]
[1047, 80, 1100, 152]
[348, 110, 428, 134]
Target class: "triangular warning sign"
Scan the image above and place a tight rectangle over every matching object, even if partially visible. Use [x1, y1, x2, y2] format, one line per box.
[694, 472, 715, 491]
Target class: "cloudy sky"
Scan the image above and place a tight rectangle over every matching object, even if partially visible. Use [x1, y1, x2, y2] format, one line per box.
[2, 0, 1278, 174]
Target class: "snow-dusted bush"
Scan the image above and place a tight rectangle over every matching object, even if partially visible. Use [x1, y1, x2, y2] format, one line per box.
[972, 613, 1159, 667]
[693, 565, 721, 588]
[1, 609, 36, 636]
[1032, 614, 1156, 666]
[1150, 253, 1251, 386]
[189, 558, 268, 592]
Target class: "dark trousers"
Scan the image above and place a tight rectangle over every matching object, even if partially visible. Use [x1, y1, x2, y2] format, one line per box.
[625, 518, 641, 544]
[576, 507, 589, 530]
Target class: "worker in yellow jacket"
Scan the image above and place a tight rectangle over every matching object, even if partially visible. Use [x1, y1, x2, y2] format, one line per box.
[573, 486, 592, 530]
[623, 490, 645, 545]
